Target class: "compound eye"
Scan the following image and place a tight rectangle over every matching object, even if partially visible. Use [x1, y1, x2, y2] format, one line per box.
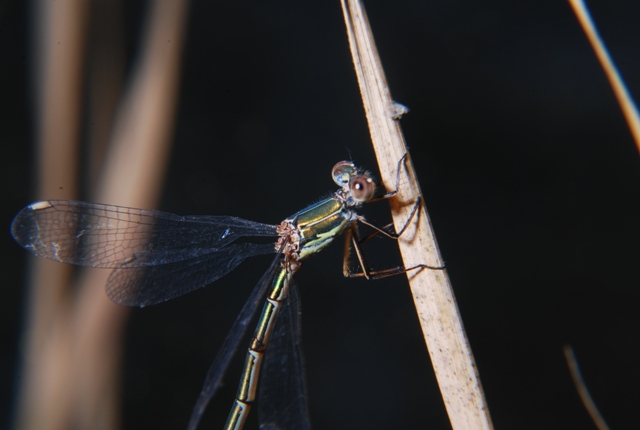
[332, 161, 357, 186]
[349, 175, 375, 202]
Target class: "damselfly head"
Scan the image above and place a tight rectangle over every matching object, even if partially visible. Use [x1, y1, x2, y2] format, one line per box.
[331, 161, 357, 187]
[331, 161, 376, 203]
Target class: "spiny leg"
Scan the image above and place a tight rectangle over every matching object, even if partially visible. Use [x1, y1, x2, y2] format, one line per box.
[342, 219, 373, 279]
[357, 195, 423, 243]
[357, 153, 422, 244]
[366, 153, 410, 203]
[343, 156, 444, 279]
[343, 222, 443, 280]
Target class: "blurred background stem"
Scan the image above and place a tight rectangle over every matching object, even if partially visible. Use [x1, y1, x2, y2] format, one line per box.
[15, 1, 188, 429]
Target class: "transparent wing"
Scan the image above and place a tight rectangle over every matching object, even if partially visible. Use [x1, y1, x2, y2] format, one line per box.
[187, 253, 285, 430]
[105, 242, 275, 306]
[10, 200, 280, 306]
[10, 200, 279, 267]
[259, 281, 311, 430]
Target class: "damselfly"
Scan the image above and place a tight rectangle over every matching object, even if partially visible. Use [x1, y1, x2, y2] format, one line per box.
[11, 156, 440, 429]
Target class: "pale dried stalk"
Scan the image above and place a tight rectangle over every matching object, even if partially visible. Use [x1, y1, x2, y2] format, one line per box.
[72, 2, 189, 428]
[340, 1, 493, 429]
[16, 1, 189, 429]
[16, 1, 89, 428]
[568, 0, 640, 153]
[563, 346, 611, 430]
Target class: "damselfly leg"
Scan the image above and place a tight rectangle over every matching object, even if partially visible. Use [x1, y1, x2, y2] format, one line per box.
[342, 155, 445, 280]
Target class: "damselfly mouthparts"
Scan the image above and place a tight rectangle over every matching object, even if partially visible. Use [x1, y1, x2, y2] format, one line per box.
[11, 156, 441, 430]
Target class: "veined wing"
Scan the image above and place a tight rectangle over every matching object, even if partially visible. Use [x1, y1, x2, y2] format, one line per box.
[187, 252, 285, 430]
[10, 200, 279, 268]
[105, 242, 276, 306]
[259, 280, 311, 430]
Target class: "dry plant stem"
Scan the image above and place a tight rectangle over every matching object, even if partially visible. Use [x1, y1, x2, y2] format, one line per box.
[568, 0, 640, 153]
[73, 1, 189, 429]
[86, 1, 126, 190]
[16, 1, 188, 430]
[15, 1, 88, 429]
[563, 346, 611, 430]
[340, 1, 493, 429]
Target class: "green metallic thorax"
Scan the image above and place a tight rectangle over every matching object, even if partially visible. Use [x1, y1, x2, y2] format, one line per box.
[287, 196, 351, 260]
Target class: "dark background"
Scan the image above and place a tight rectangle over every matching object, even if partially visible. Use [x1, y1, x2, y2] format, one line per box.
[2, 0, 639, 429]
